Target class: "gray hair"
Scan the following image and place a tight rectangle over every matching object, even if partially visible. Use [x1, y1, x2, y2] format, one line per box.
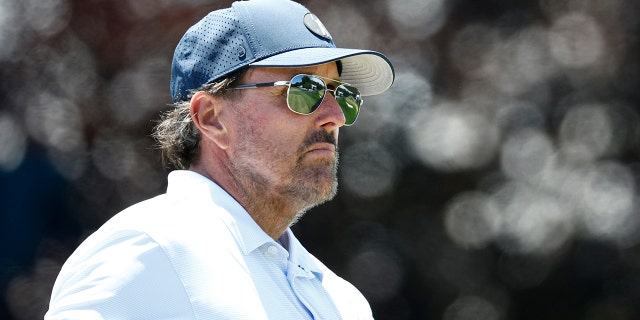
[153, 70, 246, 169]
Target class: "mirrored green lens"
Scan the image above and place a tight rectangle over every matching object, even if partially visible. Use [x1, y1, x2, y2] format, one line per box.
[287, 74, 325, 114]
[286, 74, 363, 126]
[336, 85, 362, 125]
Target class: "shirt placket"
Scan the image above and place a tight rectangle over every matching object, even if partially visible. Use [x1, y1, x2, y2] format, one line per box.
[286, 261, 341, 320]
[262, 243, 314, 319]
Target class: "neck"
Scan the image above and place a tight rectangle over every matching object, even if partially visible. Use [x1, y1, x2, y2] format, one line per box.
[242, 191, 302, 240]
[190, 157, 303, 240]
[229, 168, 308, 240]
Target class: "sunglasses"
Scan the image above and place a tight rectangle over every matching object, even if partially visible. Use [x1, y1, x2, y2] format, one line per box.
[228, 74, 363, 126]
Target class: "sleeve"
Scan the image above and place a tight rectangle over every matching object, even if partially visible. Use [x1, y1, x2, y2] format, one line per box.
[45, 231, 194, 320]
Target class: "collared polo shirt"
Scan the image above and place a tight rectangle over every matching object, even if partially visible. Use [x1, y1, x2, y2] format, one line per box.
[45, 170, 372, 319]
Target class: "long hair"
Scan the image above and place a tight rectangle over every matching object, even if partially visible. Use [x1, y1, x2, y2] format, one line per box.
[152, 69, 246, 169]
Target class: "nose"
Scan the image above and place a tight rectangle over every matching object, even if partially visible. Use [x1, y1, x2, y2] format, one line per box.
[315, 90, 346, 128]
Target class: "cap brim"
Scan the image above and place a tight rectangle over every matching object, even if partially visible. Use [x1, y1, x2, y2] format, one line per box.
[250, 47, 395, 96]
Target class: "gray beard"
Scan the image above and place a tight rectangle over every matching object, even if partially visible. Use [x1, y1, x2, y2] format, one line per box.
[230, 151, 339, 220]
[231, 126, 340, 220]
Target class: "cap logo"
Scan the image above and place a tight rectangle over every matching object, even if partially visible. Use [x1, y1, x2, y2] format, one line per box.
[303, 13, 332, 41]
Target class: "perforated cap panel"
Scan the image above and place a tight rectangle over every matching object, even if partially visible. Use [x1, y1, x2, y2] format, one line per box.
[170, 8, 255, 102]
[170, 0, 394, 102]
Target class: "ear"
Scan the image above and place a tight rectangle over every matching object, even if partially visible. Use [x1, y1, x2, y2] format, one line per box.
[190, 91, 230, 150]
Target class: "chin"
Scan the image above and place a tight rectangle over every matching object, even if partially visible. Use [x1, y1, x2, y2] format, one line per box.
[286, 168, 337, 208]
[309, 173, 339, 205]
[295, 184, 337, 220]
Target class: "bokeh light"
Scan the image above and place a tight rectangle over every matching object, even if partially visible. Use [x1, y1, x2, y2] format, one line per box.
[492, 181, 575, 255]
[341, 141, 399, 198]
[443, 295, 500, 320]
[444, 191, 500, 249]
[0, 0, 21, 61]
[0, 112, 27, 172]
[347, 249, 404, 303]
[23, 0, 70, 38]
[24, 92, 84, 154]
[386, 0, 448, 40]
[408, 102, 500, 172]
[548, 13, 605, 69]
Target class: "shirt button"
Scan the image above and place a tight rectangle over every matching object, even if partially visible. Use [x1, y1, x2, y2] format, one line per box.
[266, 245, 278, 256]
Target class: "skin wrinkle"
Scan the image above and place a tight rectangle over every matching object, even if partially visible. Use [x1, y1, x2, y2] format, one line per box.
[195, 63, 344, 239]
[229, 111, 339, 230]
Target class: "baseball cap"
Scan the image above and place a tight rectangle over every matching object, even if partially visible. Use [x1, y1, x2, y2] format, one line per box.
[170, 0, 395, 102]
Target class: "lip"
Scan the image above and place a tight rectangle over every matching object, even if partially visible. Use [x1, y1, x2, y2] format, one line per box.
[305, 142, 337, 156]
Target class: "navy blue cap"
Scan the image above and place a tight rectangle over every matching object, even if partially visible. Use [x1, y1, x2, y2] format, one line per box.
[170, 0, 395, 102]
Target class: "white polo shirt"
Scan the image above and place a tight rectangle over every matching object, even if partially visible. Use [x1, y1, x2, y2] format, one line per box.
[45, 170, 372, 319]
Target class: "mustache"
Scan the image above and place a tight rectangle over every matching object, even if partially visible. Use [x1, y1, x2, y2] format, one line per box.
[299, 130, 337, 153]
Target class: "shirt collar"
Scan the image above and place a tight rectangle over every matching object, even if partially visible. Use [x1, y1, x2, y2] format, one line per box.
[166, 170, 273, 255]
[284, 228, 324, 280]
[166, 170, 324, 279]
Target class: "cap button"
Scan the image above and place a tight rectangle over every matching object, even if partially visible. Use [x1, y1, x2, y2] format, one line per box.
[237, 46, 246, 60]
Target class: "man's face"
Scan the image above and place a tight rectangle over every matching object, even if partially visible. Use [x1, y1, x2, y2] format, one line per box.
[224, 62, 346, 212]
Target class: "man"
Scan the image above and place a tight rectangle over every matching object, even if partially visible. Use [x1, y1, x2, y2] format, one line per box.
[45, 0, 394, 319]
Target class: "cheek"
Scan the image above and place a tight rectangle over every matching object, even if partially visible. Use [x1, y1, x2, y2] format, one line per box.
[230, 93, 314, 161]
[236, 94, 287, 127]
[232, 110, 298, 159]
[238, 101, 305, 148]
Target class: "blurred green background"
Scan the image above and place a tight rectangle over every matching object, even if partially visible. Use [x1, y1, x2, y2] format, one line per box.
[1, 0, 640, 319]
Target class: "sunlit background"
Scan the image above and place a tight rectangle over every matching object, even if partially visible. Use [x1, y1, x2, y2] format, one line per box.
[1, 0, 639, 319]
